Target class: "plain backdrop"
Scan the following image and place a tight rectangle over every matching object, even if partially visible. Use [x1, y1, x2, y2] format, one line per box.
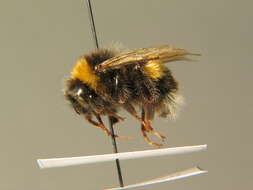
[0, 0, 252, 189]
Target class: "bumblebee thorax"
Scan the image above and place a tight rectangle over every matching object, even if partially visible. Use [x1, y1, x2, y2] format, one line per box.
[71, 58, 99, 90]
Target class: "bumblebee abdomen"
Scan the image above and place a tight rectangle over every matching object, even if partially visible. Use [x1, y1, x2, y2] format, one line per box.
[124, 65, 182, 118]
[154, 69, 184, 119]
[143, 60, 166, 80]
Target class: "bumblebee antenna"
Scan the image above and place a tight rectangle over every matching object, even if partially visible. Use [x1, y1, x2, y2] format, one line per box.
[85, 0, 124, 188]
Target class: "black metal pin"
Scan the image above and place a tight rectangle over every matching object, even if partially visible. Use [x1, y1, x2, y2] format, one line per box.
[108, 117, 124, 187]
[85, 0, 124, 188]
[85, 0, 99, 49]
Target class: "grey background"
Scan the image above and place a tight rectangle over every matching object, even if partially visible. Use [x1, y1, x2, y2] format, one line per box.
[0, 0, 252, 189]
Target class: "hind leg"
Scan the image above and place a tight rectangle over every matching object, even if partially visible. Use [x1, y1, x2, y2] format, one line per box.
[142, 104, 166, 140]
[124, 103, 165, 145]
[141, 122, 162, 146]
[143, 120, 166, 140]
[141, 107, 165, 146]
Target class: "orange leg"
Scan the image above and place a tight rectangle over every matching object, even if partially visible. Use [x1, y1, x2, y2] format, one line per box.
[141, 124, 162, 146]
[85, 114, 111, 136]
[123, 103, 142, 121]
[124, 103, 165, 145]
[140, 108, 165, 146]
[143, 120, 166, 140]
[85, 113, 130, 140]
[107, 112, 125, 121]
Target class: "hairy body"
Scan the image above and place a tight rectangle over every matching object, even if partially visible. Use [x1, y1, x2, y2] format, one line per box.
[64, 46, 196, 146]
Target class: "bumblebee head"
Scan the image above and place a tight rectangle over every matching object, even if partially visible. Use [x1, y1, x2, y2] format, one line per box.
[64, 78, 92, 115]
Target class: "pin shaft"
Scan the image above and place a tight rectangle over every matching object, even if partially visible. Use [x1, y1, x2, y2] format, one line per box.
[85, 0, 124, 188]
[85, 0, 99, 49]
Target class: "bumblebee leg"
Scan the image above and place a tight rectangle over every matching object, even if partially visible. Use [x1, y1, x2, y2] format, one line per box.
[85, 113, 111, 136]
[143, 104, 166, 140]
[143, 120, 166, 140]
[106, 112, 125, 121]
[123, 103, 143, 122]
[141, 108, 162, 146]
[123, 103, 150, 129]
[93, 112, 131, 140]
[141, 124, 162, 146]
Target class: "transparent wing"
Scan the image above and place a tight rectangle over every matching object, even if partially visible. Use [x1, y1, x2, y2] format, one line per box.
[95, 45, 200, 72]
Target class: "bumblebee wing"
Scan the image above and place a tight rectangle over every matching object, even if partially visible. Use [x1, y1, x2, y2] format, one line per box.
[95, 45, 200, 72]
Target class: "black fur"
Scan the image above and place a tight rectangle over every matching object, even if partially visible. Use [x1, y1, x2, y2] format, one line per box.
[64, 48, 179, 120]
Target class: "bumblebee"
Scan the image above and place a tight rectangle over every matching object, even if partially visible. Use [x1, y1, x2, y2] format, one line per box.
[64, 45, 199, 146]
